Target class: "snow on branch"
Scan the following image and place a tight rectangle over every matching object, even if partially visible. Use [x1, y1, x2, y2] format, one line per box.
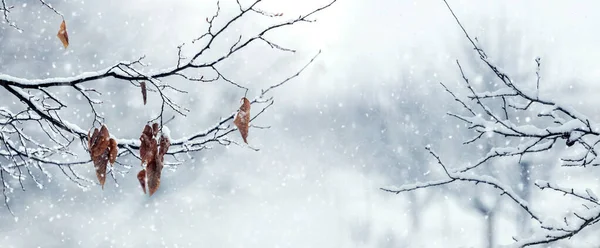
[505, 206, 600, 248]
[0, 0, 337, 214]
[383, 0, 600, 246]
[535, 180, 599, 205]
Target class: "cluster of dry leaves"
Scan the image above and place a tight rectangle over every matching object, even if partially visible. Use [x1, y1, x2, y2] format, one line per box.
[65, 11, 252, 195]
[137, 123, 170, 196]
[87, 125, 118, 188]
[85, 96, 251, 196]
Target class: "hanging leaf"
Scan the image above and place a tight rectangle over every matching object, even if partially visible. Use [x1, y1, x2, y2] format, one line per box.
[146, 159, 161, 196]
[158, 133, 170, 160]
[94, 149, 109, 188]
[152, 123, 160, 136]
[233, 97, 251, 144]
[92, 125, 110, 158]
[87, 124, 118, 189]
[87, 128, 98, 149]
[137, 170, 147, 194]
[137, 123, 170, 196]
[56, 20, 69, 49]
[108, 138, 118, 165]
[140, 81, 147, 105]
[139, 124, 157, 166]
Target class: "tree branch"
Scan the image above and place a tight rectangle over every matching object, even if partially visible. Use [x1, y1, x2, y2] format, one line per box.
[383, 0, 600, 246]
[0, 0, 337, 212]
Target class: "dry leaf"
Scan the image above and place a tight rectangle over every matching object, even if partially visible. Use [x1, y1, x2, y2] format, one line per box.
[158, 134, 170, 160]
[94, 149, 109, 189]
[88, 128, 99, 150]
[137, 170, 147, 194]
[140, 82, 147, 105]
[108, 138, 118, 165]
[56, 20, 69, 49]
[92, 125, 110, 158]
[88, 124, 117, 188]
[146, 159, 161, 196]
[152, 123, 159, 136]
[139, 124, 157, 166]
[233, 97, 251, 144]
[137, 123, 170, 196]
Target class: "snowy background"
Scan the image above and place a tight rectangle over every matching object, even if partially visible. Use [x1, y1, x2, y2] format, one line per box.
[1, 0, 600, 247]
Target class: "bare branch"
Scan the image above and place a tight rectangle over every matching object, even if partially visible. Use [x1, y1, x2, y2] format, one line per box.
[0, 0, 338, 212]
[384, 0, 600, 246]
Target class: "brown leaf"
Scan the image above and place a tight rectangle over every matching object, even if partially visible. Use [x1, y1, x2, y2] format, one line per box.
[137, 123, 170, 196]
[142, 123, 153, 138]
[94, 149, 109, 189]
[88, 128, 100, 150]
[92, 125, 110, 158]
[158, 134, 170, 161]
[108, 138, 118, 165]
[139, 124, 157, 166]
[152, 123, 159, 137]
[137, 170, 147, 194]
[146, 159, 162, 196]
[140, 82, 147, 105]
[88, 124, 115, 188]
[56, 20, 69, 49]
[233, 97, 251, 144]
[240, 97, 251, 113]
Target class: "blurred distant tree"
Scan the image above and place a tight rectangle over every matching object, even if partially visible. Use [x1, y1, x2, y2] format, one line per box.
[383, 1, 600, 247]
[445, 17, 544, 247]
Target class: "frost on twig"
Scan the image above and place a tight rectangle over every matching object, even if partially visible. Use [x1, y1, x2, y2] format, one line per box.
[382, 0, 600, 247]
[0, 0, 337, 213]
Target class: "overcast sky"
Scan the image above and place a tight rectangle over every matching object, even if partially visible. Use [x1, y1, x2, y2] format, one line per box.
[1, 0, 600, 247]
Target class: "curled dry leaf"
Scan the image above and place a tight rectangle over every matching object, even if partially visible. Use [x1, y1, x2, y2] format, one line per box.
[140, 81, 147, 105]
[87, 124, 118, 189]
[158, 134, 171, 160]
[146, 159, 161, 196]
[152, 123, 160, 136]
[94, 149, 109, 189]
[56, 20, 69, 49]
[108, 138, 118, 165]
[137, 170, 147, 194]
[233, 97, 251, 144]
[139, 124, 157, 166]
[137, 123, 170, 196]
[88, 128, 98, 149]
[92, 125, 110, 158]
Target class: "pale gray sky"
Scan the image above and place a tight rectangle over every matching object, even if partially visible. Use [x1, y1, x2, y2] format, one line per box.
[1, 0, 600, 247]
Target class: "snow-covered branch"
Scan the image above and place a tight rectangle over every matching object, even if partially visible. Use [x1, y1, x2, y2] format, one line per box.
[0, 0, 337, 214]
[383, 0, 600, 246]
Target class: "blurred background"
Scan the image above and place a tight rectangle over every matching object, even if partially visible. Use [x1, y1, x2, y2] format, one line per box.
[1, 0, 600, 247]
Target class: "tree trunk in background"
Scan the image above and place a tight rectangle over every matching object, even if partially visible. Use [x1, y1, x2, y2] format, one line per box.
[474, 197, 495, 248]
[409, 191, 421, 232]
[518, 162, 531, 235]
[486, 211, 495, 248]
